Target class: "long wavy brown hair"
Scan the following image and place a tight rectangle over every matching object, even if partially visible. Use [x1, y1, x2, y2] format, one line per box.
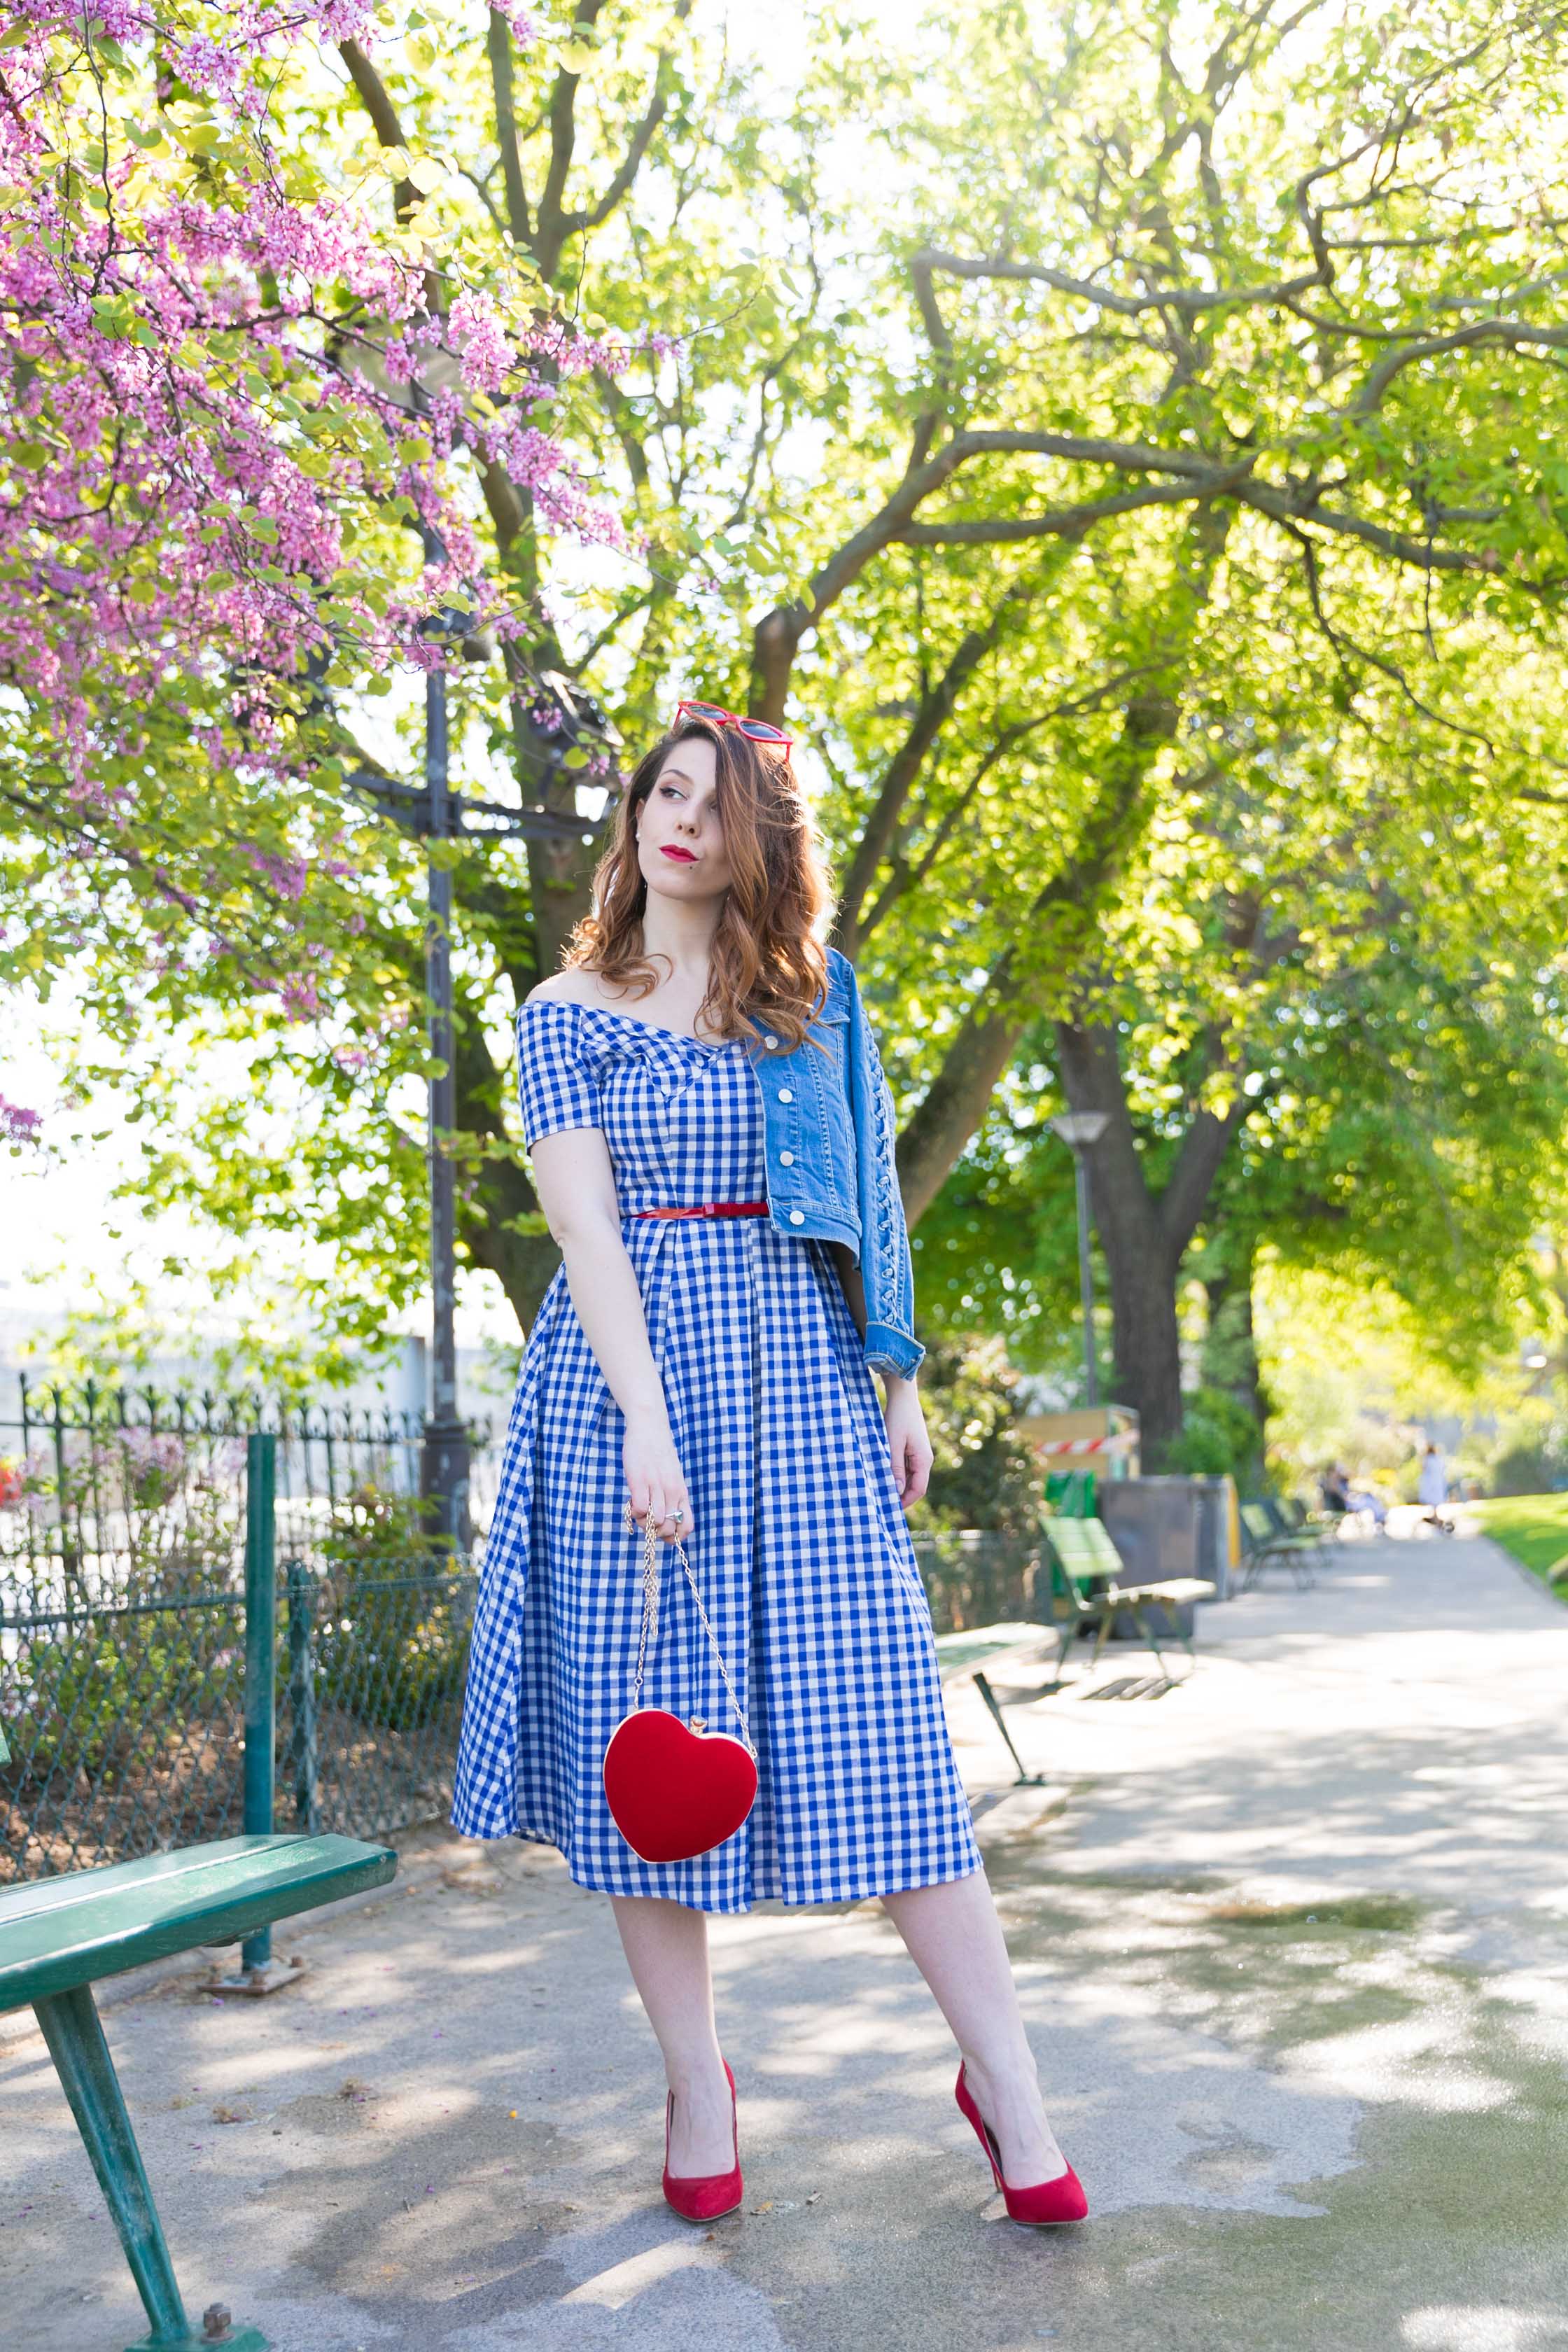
[564, 717, 835, 1050]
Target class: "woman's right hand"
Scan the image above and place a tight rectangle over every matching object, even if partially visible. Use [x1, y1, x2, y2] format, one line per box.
[624, 1411, 694, 1544]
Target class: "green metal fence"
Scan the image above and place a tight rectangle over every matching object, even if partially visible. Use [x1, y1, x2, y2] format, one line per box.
[0, 1373, 479, 1587]
[1, 1389, 489, 1882]
[276, 1553, 475, 1847]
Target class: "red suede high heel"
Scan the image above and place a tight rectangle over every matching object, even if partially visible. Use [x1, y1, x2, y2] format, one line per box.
[955, 2064, 1088, 2226]
[662, 2057, 743, 2222]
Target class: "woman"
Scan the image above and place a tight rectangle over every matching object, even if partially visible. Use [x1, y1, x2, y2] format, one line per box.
[1418, 1442, 1451, 1534]
[450, 703, 1086, 2230]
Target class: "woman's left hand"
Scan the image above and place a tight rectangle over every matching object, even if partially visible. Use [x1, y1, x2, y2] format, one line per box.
[883, 1376, 933, 1510]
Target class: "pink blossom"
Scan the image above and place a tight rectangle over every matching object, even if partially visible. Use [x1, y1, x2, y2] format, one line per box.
[0, 1098, 42, 1147]
[1, 0, 645, 1004]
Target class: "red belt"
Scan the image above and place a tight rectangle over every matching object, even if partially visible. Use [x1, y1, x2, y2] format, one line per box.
[633, 1200, 769, 1221]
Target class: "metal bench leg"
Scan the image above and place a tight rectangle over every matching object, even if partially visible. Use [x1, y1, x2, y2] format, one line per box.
[972, 1672, 1043, 1787]
[1128, 1605, 1173, 1686]
[32, 1982, 267, 2352]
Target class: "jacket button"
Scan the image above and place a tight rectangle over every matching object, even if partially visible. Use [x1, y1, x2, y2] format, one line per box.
[789, 1210, 805, 1225]
[764, 1035, 778, 1049]
[779, 1149, 795, 1166]
[778, 1087, 794, 1104]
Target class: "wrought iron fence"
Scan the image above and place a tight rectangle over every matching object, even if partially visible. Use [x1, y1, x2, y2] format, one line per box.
[0, 1389, 493, 1879]
[0, 1373, 499, 1592]
[276, 1554, 476, 1848]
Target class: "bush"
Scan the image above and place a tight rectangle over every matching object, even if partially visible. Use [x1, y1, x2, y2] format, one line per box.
[308, 1572, 470, 1731]
[1488, 1441, 1568, 1497]
[906, 1335, 1041, 1533]
[1168, 1386, 1264, 1483]
[314, 1481, 457, 1566]
[11, 1616, 241, 1781]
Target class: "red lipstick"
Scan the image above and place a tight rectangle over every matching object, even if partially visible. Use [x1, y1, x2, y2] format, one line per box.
[660, 846, 698, 862]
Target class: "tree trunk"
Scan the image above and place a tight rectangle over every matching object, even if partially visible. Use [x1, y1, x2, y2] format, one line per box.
[1201, 1238, 1264, 1429]
[1103, 1218, 1186, 1471]
[1056, 1017, 1250, 1471]
[1054, 1022, 1185, 1465]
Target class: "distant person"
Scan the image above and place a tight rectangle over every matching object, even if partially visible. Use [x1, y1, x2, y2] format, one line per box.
[1320, 1464, 1352, 1516]
[1347, 1482, 1387, 1532]
[1418, 1443, 1452, 1534]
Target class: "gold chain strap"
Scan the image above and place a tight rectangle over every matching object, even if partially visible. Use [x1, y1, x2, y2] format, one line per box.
[629, 1510, 755, 1754]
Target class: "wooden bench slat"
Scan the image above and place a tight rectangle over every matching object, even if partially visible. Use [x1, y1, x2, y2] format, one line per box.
[1107, 1578, 1217, 1606]
[934, 1623, 1056, 1681]
[0, 1833, 307, 1927]
[0, 1833, 396, 2012]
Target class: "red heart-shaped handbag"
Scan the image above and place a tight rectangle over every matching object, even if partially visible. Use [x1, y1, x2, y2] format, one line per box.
[603, 1709, 758, 1863]
[605, 1514, 757, 1865]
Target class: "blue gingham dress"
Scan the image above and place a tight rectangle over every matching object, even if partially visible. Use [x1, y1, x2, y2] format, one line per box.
[450, 997, 982, 1912]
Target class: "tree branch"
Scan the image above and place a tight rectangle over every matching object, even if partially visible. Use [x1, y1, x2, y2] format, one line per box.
[898, 480, 1213, 544]
[832, 574, 1042, 958]
[338, 40, 417, 223]
[533, 1, 690, 275]
[1157, 1078, 1252, 1258]
[570, 58, 679, 236]
[896, 685, 1180, 1223]
[856, 664, 1171, 947]
[1238, 478, 1496, 573]
[913, 244, 1331, 318]
[486, 6, 531, 244]
[1348, 317, 1568, 414]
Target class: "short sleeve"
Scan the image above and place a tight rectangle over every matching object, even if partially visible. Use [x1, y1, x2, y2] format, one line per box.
[515, 999, 603, 1149]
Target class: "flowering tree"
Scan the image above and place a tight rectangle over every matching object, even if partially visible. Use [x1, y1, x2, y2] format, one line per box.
[0, 0, 626, 1042]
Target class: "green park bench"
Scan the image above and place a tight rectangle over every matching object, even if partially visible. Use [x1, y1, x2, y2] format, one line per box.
[927, 1506, 1220, 1772]
[934, 1620, 1071, 1786]
[1238, 1498, 1320, 1591]
[1043, 1515, 1217, 1683]
[0, 1830, 396, 2351]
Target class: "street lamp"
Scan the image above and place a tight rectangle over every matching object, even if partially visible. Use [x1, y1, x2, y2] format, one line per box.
[350, 634, 620, 1553]
[1050, 1112, 1110, 1407]
[418, 585, 469, 1552]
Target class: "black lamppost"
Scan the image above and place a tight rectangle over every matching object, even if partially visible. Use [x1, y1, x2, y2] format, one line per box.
[419, 624, 468, 1548]
[352, 643, 618, 1551]
[1050, 1112, 1109, 1407]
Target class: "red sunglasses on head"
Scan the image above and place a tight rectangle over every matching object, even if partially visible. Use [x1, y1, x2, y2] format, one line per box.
[674, 698, 792, 765]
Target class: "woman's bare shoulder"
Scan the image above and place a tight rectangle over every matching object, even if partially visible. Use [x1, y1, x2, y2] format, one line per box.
[524, 969, 598, 1009]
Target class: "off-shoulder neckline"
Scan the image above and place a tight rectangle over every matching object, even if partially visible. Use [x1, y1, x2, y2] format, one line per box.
[521, 995, 738, 1049]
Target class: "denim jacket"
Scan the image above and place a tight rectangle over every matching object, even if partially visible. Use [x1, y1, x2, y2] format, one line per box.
[743, 947, 924, 1380]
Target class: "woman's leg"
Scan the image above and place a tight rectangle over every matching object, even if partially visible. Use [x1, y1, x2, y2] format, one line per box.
[882, 1870, 1068, 2187]
[609, 1893, 736, 2175]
